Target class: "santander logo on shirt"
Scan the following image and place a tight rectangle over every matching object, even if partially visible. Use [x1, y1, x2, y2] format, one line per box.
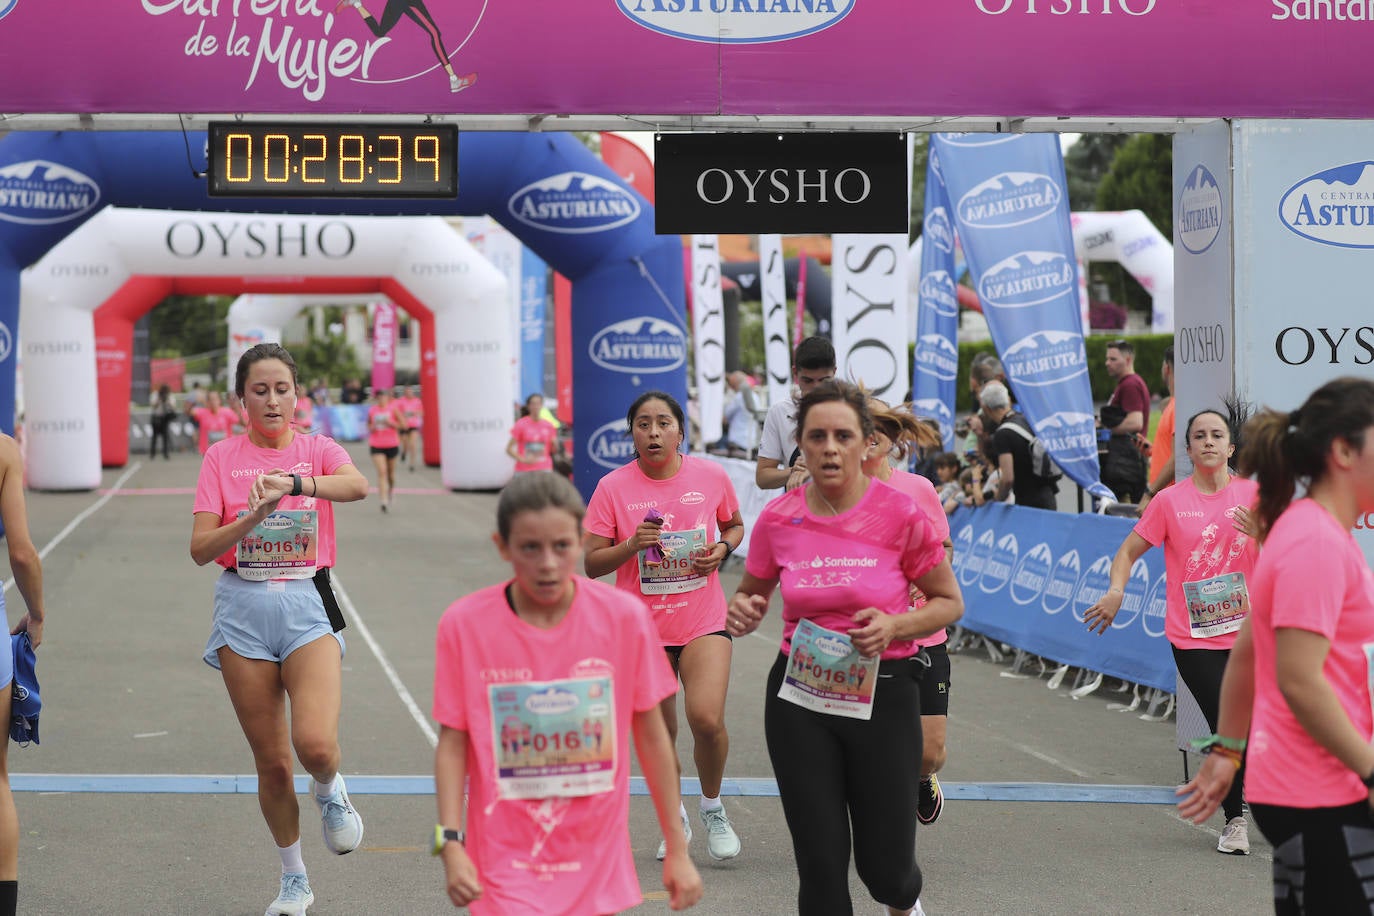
[784, 555, 878, 573]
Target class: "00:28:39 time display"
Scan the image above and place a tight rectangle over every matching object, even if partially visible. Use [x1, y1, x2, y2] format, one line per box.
[221, 132, 443, 185]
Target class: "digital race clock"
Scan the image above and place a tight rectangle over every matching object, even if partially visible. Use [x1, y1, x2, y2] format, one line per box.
[207, 122, 458, 199]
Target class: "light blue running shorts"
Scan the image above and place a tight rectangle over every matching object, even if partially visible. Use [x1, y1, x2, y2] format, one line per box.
[203, 569, 345, 669]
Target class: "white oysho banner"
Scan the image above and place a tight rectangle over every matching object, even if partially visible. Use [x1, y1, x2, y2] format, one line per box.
[691, 235, 725, 445]
[758, 234, 791, 407]
[20, 302, 100, 489]
[831, 233, 908, 403]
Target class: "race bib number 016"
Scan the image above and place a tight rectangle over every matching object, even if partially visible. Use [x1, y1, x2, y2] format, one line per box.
[638, 527, 708, 596]
[235, 510, 318, 581]
[489, 676, 616, 800]
[1183, 572, 1249, 639]
[777, 619, 879, 720]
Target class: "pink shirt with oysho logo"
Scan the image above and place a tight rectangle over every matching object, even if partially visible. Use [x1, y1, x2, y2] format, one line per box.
[510, 416, 558, 472]
[193, 433, 352, 570]
[1245, 499, 1374, 809]
[745, 480, 946, 661]
[432, 577, 677, 916]
[1133, 476, 1259, 650]
[584, 456, 740, 646]
[884, 469, 952, 649]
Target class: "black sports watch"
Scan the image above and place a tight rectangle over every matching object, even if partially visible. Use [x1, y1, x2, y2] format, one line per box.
[432, 825, 465, 855]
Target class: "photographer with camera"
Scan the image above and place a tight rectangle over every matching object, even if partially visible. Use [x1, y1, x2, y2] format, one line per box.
[1098, 340, 1152, 504]
[979, 382, 1058, 511]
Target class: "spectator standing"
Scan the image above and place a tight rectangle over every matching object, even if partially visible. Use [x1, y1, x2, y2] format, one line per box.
[979, 382, 1058, 510]
[755, 337, 836, 491]
[1099, 340, 1151, 503]
[150, 384, 177, 460]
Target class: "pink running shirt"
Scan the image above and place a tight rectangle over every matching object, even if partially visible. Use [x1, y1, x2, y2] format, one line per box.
[584, 455, 740, 646]
[399, 396, 424, 430]
[367, 403, 400, 450]
[191, 406, 240, 454]
[433, 577, 677, 916]
[510, 416, 558, 472]
[1133, 476, 1259, 650]
[294, 397, 314, 433]
[1244, 499, 1374, 808]
[884, 469, 952, 649]
[193, 433, 352, 570]
[745, 480, 946, 661]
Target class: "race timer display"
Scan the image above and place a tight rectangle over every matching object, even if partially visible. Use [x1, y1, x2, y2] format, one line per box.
[207, 123, 457, 199]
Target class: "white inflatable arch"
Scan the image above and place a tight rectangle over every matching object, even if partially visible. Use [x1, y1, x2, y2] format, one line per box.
[21, 207, 510, 490]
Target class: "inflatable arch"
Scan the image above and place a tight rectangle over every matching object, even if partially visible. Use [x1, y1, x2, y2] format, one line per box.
[22, 207, 508, 490]
[0, 131, 686, 497]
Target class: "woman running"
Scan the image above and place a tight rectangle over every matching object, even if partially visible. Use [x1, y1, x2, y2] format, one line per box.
[189, 390, 240, 455]
[334, 0, 476, 92]
[190, 343, 368, 916]
[294, 384, 315, 434]
[433, 471, 702, 914]
[1179, 378, 1374, 914]
[1087, 407, 1258, 855]
[863, 400, 955, 827]
[583, 391, 745, 863]
[367, 387, 403, 512]
[728, 380, 963, 916]
[398, 385, 423, 471]
[507, 393, 559, 474]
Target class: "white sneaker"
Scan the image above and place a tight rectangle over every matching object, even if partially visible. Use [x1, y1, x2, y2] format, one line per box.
[315, 775, 364, 854]
[699, 804, 741, 861]
[1217, 815, 1250, 855]
[266, 872, 314, 916]
[655, 807, 692, 861]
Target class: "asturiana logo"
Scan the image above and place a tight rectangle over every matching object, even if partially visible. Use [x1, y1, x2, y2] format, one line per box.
[813, 635, 851, 658]
[0, 160, 102, 226]
[1178, 165, 1223, 254]
[1041, 548, 1081, 615]
[1009, 541, 1053, 606]
[912, 398, 953, 437]
[616, 0, 855, 44]
[978, 533, 1018, 595]
[919, 270, 959, 319]
[524, 687, 580, 716]
[1072, 554, 1114, 623]
[261, 514, 295, 530]
[1109, 559, 1153, 630]
[959, 528, 996, 589]
[1142, 570, 1168, 638]
[589, 317, 686, 374]
[587, 419, 636, 470]
[977, 251, 1076, 309]
[1278, 161, 1374, 249]
[1035, 412, 1097, 463]
[1002, 330, 1086, 388]
[508, 172, 641, 235]
[957, 172, 1061, 229]
[936, 133, 1019, 149]
[924, 207, 955, 255]
[914, 334, 959, 382]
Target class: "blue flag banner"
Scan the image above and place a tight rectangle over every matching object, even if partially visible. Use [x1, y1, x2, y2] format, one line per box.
[912, 145, 959, 451]
[520, 249, 548, 401]
[950, 504, 1172, 692]
[933, 134, 1111, 500]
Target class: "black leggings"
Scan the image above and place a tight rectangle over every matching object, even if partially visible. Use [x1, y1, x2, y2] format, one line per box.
[362, 0, 450, 68]
[1173, 645, 1245, 821]
[765, 652, 923, 916]
[1250, 801, 1374, 915]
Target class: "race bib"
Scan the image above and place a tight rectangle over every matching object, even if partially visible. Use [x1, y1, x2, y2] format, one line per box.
[371, 413, 390, 431]
[523, 440, 547, 458]
[208, 428, 227, 443]
[235, 510, 318, 581]
[1183, 571, 1249, 638]
[638, 526, 708, 595]
[489, 676, 616, 800]
[777, 619, 879, 720]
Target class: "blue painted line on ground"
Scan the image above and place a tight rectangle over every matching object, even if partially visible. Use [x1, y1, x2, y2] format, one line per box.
[11, 774, 1181, 805]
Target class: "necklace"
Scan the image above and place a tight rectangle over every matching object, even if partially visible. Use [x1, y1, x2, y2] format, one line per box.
[812, 486, 844, 516]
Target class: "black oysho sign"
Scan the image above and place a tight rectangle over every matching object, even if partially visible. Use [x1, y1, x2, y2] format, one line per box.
[654, 132, 908, 234]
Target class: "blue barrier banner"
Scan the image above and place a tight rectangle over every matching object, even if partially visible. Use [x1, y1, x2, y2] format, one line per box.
[520, 250, 548, 401]
[913, 146, 959, 450]
[317, 405, 369, 442]
[950, 504, 1172, 693]
[933, 135, 1111, 501]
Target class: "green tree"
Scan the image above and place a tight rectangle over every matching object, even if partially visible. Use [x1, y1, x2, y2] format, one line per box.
[294, 333, 365, 388]
[909, 134, 929, 243]
[1090, 133, 1174, 318]
[149, 294, 232, 357]
[1064, 133, 1129, 212]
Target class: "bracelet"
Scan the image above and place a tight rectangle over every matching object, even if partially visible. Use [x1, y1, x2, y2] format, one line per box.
[1190, 733, 1247, 755]
[290, 474, 303, 497]
[309, 476, 317, 497]
[717, 541, 735, 559]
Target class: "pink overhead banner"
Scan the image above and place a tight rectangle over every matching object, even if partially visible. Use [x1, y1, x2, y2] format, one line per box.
[0, 2, 1371, 118]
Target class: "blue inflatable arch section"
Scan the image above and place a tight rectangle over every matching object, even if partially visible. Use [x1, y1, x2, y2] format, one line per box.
[0, 131, 685, 497]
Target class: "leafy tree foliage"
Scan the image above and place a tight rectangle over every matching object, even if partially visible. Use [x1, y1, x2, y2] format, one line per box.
[293, 333, 365, 389]
[149, 295, 232, 357]
[1089, 133, 1174, 318]
[1064, 134, 1129, 212]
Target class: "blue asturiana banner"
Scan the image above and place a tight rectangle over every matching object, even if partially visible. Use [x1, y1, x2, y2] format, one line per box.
[912, 145, 959, 451]
[950, 504, 1172, 693]
[520, 249, 548, 402]
[933, 134, 1111, 500]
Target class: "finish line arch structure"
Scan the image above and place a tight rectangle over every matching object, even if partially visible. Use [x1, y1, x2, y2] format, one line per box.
[0, 131, 686, 497]
[21, 207, 507, 491]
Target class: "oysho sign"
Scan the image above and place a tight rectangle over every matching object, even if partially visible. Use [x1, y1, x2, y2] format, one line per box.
[618, 0, 855, 43]
[655, 132, 907, 234]
[0, 160, 102, 225]
[1279, 161, 1374, 249]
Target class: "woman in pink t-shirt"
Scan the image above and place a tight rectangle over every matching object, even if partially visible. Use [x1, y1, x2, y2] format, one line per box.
[433, 472, 701, 914]
[583, 390, 745, 863]
[189, 343, 368, 916]
[398, 385, 423, 472]
[1179, 378, 1374, 914]
[728, 381, 963, 916]
[506, 393, 559, 473]
[367, 387, 403, 511]
[864, 399, 954, 828]
[1087, 408, 1259, 855]
[189, 390, 240, 455]
[293, 384, 315, 433]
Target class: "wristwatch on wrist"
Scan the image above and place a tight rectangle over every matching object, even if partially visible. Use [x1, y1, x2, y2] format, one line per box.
[717, 541, 734, 559]
[432, 825, 465, 855]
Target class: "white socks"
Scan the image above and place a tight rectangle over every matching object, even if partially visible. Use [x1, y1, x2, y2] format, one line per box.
[700, 794, 723, 813]
[313, 774, 340, 802]
[278, 839, 306, 875]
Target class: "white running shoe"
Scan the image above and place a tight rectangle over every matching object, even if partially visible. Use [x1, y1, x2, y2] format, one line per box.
[315, 776, 364, 855]
[699, 804, 741, 861]
[1217, 815, 1250, 855]
[266, 872, 314, 916]
[655, 807, 692, 861]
